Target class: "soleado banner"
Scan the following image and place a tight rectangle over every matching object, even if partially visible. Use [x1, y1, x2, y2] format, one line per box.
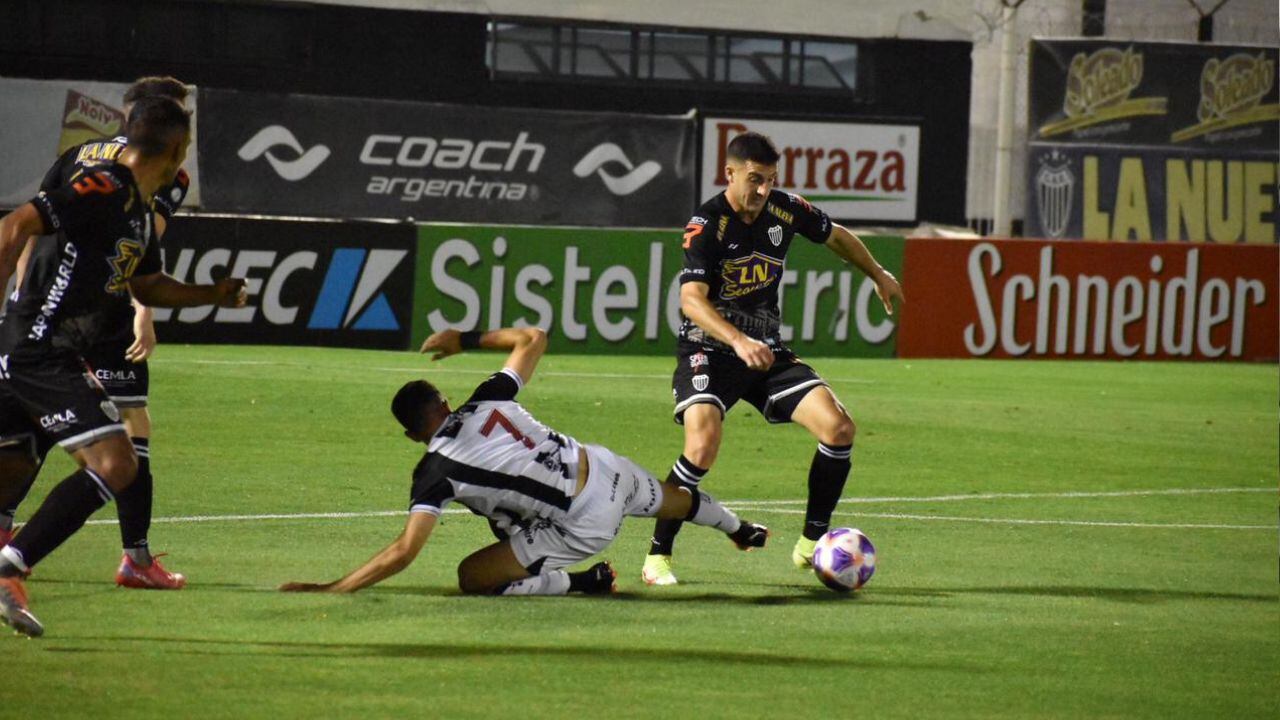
[701, 117, 919, 222]
[898, 238, 1277, 362]
[1026, 40, 1278, 242]
[197, 89, 695, 227]
[414, 224, 902, 357]
[154, 216, 415, 350]
[0, 76, 204, 208]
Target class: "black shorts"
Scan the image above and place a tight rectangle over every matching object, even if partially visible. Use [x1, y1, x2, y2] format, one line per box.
[0, 351, 125, 454]
[672, 347, 827, 424]
[82, 335, 149, 408]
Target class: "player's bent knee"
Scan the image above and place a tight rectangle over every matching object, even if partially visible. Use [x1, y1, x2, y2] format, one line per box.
[831, 416, 856, 446]
[456, 564, 495, 595]
[92, 450, 139, 492]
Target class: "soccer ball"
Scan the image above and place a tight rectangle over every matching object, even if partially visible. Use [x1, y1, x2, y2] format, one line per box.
[812, 528, 876, 592]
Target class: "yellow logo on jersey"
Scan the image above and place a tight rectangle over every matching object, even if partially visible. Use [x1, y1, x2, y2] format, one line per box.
[74, 141, 125, 165]
[766, 203, 794, 225]
[720, 252, 783, 300]
[106, 238, 144, 294]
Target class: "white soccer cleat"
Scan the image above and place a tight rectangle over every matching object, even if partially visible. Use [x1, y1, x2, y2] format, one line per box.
[641, 554, 678, 586]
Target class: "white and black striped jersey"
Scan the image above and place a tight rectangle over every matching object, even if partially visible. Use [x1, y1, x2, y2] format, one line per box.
[409, 369, 583, 528]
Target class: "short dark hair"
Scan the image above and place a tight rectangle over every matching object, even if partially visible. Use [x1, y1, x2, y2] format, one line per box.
[123, 76, 189, 106]
[392, 380, 443, 434]
[726, 131, 780, 166]
[125, 96, 191, 157]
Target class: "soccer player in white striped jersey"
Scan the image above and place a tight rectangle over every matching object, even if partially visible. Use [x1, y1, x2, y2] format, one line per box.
[280, 326, 768, 597]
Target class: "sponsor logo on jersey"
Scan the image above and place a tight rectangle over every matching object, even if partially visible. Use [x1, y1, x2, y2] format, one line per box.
[768, 225, 784, 246]
[767, 203, 795, 225]
[719, 252, 783, 300]
[40, 409, 77, 430]
[691, 374, 709, 392]
[95, 368, 137, 383]
[689, 352, 708, 369]
[106, 238, 145, 294]
[572, 143, 662, 196]
[239, 126, 332, 181]
[29, 242, 79, 342]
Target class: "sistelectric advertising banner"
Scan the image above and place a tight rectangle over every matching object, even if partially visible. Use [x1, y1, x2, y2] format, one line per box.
[701, 116, 920, 223]
[153, 216, 415, 349]
[197, 89, 695, 227]
[897, 237, 1278, 362]
[1026, 40, 1278, 242]
[0, 76, 203, 208]
[413, 224, 902, 357]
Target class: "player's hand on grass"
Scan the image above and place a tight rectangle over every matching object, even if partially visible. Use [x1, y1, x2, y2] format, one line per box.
[872, 269, 904, 315]
[215, 277, 248, 308]
[421, 329, 462, 360]
[279, 581, 336, 593]
[731, 334, 774, 371]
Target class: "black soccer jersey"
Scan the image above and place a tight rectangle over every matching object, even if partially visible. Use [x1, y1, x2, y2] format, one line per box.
[1, 165, 161, 358]
[678, 190, 833, 353]
[42, 137, 190, 221]
[408, 369, 583, 527]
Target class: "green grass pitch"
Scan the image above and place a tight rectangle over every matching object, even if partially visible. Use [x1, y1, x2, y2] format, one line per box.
[7, 345, 1278, 719]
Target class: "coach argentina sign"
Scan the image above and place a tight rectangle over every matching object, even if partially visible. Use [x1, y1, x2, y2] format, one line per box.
[702, 117, 919, 222]
[414, 225, 902, 357]
[898, 238, 1278, 361]
[152, 217, 415, 350]
[197, 88, 694, 227]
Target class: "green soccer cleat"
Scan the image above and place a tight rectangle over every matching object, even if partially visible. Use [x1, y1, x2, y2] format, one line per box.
[641, 554, 678, 586]
[791, 536, 818, 570]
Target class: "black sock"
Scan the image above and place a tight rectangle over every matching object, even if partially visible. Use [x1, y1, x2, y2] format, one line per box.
[803, 443, 853, 541]
[116, 438, 153, 553]
[6, 468, 113, 571]
[648, 456, 707, 556]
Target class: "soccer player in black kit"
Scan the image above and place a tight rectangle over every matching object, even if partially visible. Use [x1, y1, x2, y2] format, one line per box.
[642, 131, 905, 586]
[0, 97, 247, 636]
[1, 77, 193, 590]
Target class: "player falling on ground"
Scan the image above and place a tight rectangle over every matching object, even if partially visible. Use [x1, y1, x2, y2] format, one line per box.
[642, 131, 905, 586]
[1, 76, 193, 590]
[281, 326, 769, 597]
[0, 97, 247, 636]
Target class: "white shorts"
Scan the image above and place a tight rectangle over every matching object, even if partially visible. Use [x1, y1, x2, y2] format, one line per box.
[509, 444, 664, 572]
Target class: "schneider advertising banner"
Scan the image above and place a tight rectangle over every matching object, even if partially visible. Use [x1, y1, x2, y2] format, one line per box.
[198, 88, 695, 227]
[898, 237, 1277, 362]
[154, 216, 415, 350]
[701, 117, 920, 223]
[1026, 40, 1278, 242]
[414, 224, 902, 357]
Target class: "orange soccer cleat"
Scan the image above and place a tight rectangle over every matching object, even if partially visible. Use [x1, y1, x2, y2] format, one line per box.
[115, 553, 187, 590]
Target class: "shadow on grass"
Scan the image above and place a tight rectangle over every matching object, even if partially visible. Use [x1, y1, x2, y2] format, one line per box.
[57, 634, 972, 671]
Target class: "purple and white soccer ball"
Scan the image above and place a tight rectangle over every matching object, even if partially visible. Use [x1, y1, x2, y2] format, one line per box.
[812, 528, 876, 592]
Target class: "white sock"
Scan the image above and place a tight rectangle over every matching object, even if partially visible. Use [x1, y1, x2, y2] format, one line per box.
[499, 570, 571, 596]
[687, 489, 742, 533]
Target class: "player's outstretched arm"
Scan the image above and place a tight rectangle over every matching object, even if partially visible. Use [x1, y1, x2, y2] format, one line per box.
[420, 326, 548, 385]
[680, 281, 774, 370]
[824, 224, 905, 315]
[0, 204, 46, 295]
[280, 512, 436, 593]
[129, 272, 248, 309]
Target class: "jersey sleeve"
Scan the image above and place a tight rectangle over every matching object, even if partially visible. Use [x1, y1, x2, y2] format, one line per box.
[464, 368, 523, 404]
[39, 146, 80, 194]
[680, 211, 719, 285]
[136, 227, 163, 276]
[788, 193, 834, 244]
[151, 168, 190, 221]
[30, 170, 124, 237]
[409, 453, 455, 515]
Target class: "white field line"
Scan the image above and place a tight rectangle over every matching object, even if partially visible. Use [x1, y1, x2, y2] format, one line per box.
[157, 358, 875, 384]
[73, 487, 1275, 531]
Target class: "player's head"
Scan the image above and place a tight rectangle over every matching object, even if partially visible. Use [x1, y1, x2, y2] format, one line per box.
[125, 95, 191, 179]
[724, 132, 780, 216]
[123, 76, 189, 116]
[392, 380, 451, 442]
